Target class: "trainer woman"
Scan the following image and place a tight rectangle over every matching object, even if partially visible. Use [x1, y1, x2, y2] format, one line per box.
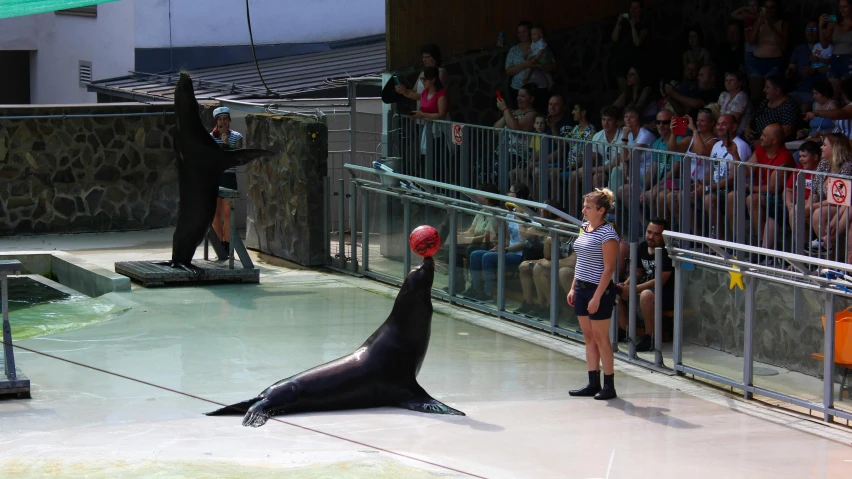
[567, 188, 619, 400]
[210, 106, 242, 256]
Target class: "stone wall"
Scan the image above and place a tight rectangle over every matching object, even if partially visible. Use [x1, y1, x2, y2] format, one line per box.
[683, 267, 852, 378]
[0, 102, 219, 237]
[243, 114, 328, 266]
[393, 0, 838, 126]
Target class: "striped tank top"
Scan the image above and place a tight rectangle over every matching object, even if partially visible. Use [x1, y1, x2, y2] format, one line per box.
[573, 221, 620, 284]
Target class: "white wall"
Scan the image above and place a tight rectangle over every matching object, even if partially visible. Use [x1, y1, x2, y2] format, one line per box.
[134, 0, 385, 49]
[29, 0, 135, 104]
[0, 14, 39, 50]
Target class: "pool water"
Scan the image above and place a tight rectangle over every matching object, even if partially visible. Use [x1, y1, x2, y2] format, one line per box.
[4, 276, 129, 341]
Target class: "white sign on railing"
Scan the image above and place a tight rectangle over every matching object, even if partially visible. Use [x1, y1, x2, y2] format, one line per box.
[827, 178, 852, 206]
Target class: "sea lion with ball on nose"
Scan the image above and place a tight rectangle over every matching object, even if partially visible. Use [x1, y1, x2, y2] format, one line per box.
[207, 226, 464, 427]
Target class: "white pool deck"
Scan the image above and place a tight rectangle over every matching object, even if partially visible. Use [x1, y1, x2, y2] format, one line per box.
[0, 228, 850, 479]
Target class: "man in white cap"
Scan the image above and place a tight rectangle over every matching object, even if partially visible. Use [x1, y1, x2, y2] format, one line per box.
[210, 106, 243, 256]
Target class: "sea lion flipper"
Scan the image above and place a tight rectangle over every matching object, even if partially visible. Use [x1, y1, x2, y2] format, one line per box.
[219, 148, 274, 170]
[399, 396, 466, 416]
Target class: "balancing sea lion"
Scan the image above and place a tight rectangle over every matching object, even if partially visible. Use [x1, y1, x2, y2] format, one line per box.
[206, 256, 465, 427]
[159, 72, 272, 274]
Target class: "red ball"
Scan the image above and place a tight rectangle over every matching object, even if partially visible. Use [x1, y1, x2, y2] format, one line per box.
[409, 225, 441, 258]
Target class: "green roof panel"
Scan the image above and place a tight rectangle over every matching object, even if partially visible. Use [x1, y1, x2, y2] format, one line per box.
[0, 0, 119, 20]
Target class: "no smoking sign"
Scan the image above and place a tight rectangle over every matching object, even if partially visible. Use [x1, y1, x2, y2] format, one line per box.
[828, 178, 852, 206]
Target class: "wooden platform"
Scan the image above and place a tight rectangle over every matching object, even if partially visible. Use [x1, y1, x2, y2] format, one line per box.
[115, 260, 259, 288]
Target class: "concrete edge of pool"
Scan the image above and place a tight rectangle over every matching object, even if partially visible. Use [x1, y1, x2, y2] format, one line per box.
[0, 250, 129, 297]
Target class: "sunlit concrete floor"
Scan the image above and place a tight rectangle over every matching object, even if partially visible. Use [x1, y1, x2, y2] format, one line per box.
[0, 229, 851, 478]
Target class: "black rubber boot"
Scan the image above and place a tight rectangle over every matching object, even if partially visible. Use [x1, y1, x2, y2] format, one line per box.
[569, 370, 602, 397]
[594, 373, 617, 400]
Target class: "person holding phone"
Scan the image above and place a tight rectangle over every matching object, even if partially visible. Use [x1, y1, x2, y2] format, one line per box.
[702, 114, 753, 239]
[820, 1, 852, 100]
[747, 0, 789, 103]
[610, 1, 650, 95]
[568, 188, 620, 400]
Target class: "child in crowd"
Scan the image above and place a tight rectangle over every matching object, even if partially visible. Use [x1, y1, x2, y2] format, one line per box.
[523, 25, 555, 88]
[812, 40, 833, 74]
[528, 114, 547, 165]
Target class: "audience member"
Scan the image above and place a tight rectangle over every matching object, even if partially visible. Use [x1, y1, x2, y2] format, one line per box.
[718, 70, 753, 136]
[614, 66, 656, 123]
[453, 183, 501, 293]
[702, 114, 753, 239]
[732, 0, 761, 79]
[616, 107, 656, 220]
[644, 109, 683, 217]
[610, 0, 652, 94]
[394, 44, 449, 110]
[715, 23, 747, 78]
[614, 217, 675, 351]
[550, 101, 597, 209]
[682, 28, 712, 68]
[590, 106, 625, 191]
[796, 79, 838, 142]
[511, 93, 573, 193]
[805, 71, 852, 137]
[746, 0, 789, 103]
[504, 21, 554, 112]
[761, 141, 820, 260]
[492, 84, 537, 179]
[410, 67, 450, 158]
[787, 20, 828, 105]
[664, 64, 723, 117]
[746, 74, 799, 145]
[820, 3, 852, 100]
[808, 133, 852, 255]
[523, 25, 555, 90]
[726, 123, 795, 243]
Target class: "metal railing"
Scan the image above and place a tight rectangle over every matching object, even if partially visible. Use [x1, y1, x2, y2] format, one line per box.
[384, 116, 852, 265]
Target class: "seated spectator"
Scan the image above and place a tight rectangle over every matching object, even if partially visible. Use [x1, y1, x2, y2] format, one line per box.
[664, 64, 723, 117]
[614, 66, 655, 122]
[715, 23, 746, 78]
[725, 123, 795, 243]
[546, 101, 596, 211]
[732, 0, 760, 79]
[682, 28, 712, 68]
[465, 183, 530, 301]
[761, 140, 821, 260]
[745, 74, 799, 146]
[504, 21, 554, 112]
[610, 0, 652, 94]
[589, 106, 625, 191]
[511, 93, 572, 195]
[614, 217, 674, 351]
[807, 133, 852, 255]
[746, 0, 789, 103]
[805, 77, 852, 137]
[819, 8, 852, 101]
[718, 71, 752, 136]
[786, 20, 829, 105]
[487, 84, 537, 183]
[659, 109, 720, 229]
[514, 199, 576, 317]
[795, 79, 837, 142]
[616, 106, 657, 222]
[643, 109, 684, 219]
[678, 61, 701, 98]
[702, 114, 753, 239]
[453, 183, 501, 293]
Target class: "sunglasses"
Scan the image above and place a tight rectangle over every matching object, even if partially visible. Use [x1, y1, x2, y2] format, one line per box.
[806, 27, 819, 32]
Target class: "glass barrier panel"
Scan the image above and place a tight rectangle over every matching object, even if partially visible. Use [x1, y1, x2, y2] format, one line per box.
[365, 191, 407, 282]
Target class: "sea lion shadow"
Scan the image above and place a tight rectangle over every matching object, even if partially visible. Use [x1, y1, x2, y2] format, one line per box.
[371, 408, 505, 432]
[205, 285, 316, 310]
[605, 398, 701, 429]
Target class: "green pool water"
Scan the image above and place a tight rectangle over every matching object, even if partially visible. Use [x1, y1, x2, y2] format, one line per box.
[5, 277, 127, 341]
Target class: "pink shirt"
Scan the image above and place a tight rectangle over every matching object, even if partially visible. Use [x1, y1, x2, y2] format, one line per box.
[420, 89, 447, 115]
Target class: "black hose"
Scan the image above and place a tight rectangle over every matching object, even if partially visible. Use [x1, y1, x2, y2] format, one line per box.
[245, 0, 273, 96]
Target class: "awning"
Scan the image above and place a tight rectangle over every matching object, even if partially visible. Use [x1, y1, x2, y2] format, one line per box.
[87, 40, 387, 104]
[0, 0, 118, 19]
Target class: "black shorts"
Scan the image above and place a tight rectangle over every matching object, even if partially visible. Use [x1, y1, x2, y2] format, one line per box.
[573, 280, 617, 320]
[219, 170, 238, 190]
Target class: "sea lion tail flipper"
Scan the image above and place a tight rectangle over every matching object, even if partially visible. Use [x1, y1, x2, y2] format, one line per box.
[220, 148, 274, 169]
[399, 396, 466, 416]
[205, 396, 263, 416]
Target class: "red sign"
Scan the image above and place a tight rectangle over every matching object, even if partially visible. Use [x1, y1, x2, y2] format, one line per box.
[828, 178, 852, 206]
[452, 123, 463, 146]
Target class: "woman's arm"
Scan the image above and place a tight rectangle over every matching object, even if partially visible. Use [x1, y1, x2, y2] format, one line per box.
[502, 110, 536, 131]
[611, 16, 623, 42]
[812, 103, 852, 121]
[236, 138, 244, 148]
[593, 239, 619, 300]
[414, 95, 449, 120]
[819, 14, 836, 47]
[631, 20, 647, 47]
[613, 91, 627, 109]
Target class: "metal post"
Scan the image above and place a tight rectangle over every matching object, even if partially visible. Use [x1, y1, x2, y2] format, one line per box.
[583, 143, 594, 195]
[324, 177, 331, 265]
[338, 178, 346, 269]
[735, 164, 748, 254]
[403, 198, 411, 275]
[362, 188, 370, 272]
[349, 177, 358, 273]
[654, 247, 664, 367]
[2, 273, 14, 380]
[425, 121, 435, 180]
[628, 242, 638, 359]
[679, 155, 692, 237]
[629, 150, 641, 242]
[229, 200, 236, 269]
[743, 275, 756, 400]
[550, 230, 559, 327]
[461, 126, 471, 189]
[348, 81, 357, 165]
[824, 293, 836, 423]
[498, 129, 509, 194]
[795, 173, 806, 255]
[448, 210, 458, 296]
[538, 137, 549, 202]
[673, 261, 684, 374]
[496, 217, 506, 311]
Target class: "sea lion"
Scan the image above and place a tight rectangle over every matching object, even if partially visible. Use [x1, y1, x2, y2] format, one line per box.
[160, 72, 272, 274]
[206, 256, 465, 427]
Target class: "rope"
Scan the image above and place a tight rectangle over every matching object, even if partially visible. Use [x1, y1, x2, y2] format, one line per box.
[3, 341, 487, 479]
[245, 0, 273, 96]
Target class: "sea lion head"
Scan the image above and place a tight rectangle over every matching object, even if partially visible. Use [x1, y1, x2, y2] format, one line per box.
[396, 257, 435, 303]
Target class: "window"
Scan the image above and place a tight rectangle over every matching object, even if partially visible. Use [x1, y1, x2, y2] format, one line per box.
[56, 6, 97, 17]
[79, 61, 92, 87]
